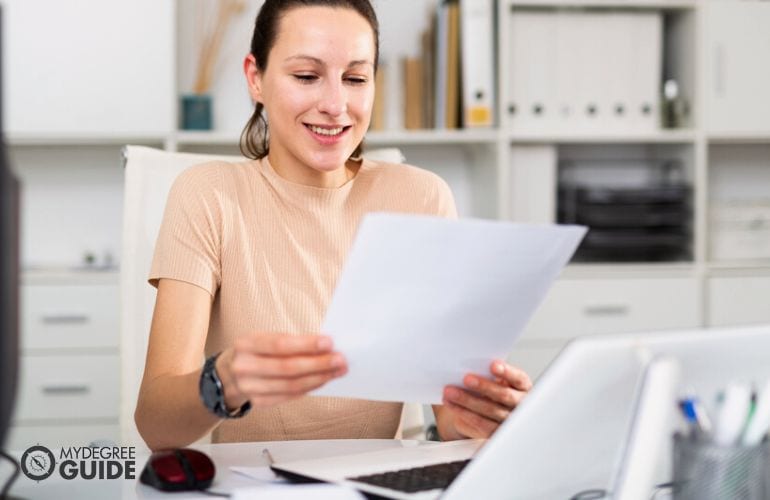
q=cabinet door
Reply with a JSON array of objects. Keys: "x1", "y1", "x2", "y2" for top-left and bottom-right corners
[
  {"x1": 704, "y1": 2, "x2": 770, "y2": 135},
  {"x1": 708, "y1": 276, "x2": 770, "y2": 326},
  {"x1": 5, "y1": 0, "x2": 175, "y2": 135}
]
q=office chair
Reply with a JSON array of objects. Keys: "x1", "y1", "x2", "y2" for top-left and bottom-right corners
[{"x1": 119, "y1": 145, "x2": 424, "y2": 448}]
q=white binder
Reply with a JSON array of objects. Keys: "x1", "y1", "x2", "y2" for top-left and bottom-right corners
[
  {"x1": 507, "y1": 10, "x2": 558, "y2": 132},
  {"x1": 628, "y1": 12, "x2": 663, "y2": 133},
  {"x1": 460, "y1": 0, "x2": 495, "y2": 128}
]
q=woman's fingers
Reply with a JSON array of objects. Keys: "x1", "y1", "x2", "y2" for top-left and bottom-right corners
[
  {"x1": 236, "y1": 332, "x2": 334, "y2": 356},
  {"x1": 490, "y1": 360, "x2": 532, "y2": 392},
  {"x1": 238, "y1": 365, "x2": 348, "y2": 397},
  {"x1": 231, "y1": 350, "x2": 346, "y2": 379},
  {"x1": 461, "y1": 374, "x2": 527, "y2": 409},
  {"x1": 443, "y1": 386, "x2": 510, "y2": 423},
  {"x1": 442, "y1": 399, "x2": 499, "y2": 439}
]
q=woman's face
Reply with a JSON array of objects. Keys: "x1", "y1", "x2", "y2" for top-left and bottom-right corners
[{"x1": 246, "y1": 6, "x2": 376, "y2": 187}]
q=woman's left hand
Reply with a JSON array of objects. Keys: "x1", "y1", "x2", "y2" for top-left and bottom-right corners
[{"x1": 435, "y1": 360, "x2": 532, "y2": 440}]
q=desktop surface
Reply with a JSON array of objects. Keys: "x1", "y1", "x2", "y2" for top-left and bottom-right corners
[{"x1": 7, "y1": 439, "x2": 430, "y2": 500}]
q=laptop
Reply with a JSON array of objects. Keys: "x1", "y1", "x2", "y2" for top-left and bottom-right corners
[{"x1": 271, "y1": 324, "x2": 770, "y2": 499}]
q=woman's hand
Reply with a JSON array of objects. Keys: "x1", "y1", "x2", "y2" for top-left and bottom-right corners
[
  {"x1": 216, "y1": 333, "x2": 348, "y2": 410},
  {"x1": 436, "y1": 360, "x2": 532, "y2": 440}
]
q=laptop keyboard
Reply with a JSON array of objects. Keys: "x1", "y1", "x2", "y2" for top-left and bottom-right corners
[{"x1": 347, "y1": 459, "x2": 471, "y2": 493}]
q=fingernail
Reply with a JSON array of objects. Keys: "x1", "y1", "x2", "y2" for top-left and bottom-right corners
[
  {"x1": 493, "y1": 363, "x2": 505, "y2": 375},
  {"x1": 331, "y1": 354, "x2": 344, "y2": 367},
  {"x1": 465, "y1": 376, "x2": 479, "y2": 388},
  {"x1": 317, "y1": 337, "x2": 332, "y2": 351},
  {"x1": 445, "y1": 387, "x2": 459, "y2": 399}
]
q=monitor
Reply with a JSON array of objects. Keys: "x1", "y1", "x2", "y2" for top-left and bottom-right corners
[{"x1": 0, "y1": 5, "x2": 20, "y2": 449}]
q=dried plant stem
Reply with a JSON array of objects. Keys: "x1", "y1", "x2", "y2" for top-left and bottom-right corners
[{"x1": 193, "y1": 0, "x2": 246, "y2": 94}]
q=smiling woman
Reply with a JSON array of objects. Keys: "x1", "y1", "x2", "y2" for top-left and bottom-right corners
[{"x1": 133, "y1": 0, "x2": 531, "y2": 452}]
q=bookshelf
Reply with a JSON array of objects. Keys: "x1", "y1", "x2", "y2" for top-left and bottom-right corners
[{"x1": 6, "y1": 0, "x2": 770, "y2": 401}]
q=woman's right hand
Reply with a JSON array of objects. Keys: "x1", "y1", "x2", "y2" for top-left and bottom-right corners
[{"x1": 216, "y1": 333, "x2": 347, "y2": 410}]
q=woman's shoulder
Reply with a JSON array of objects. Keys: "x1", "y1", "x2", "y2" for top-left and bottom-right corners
[
  {"x1": 172, "y1": 159, "x2": 259, "y2": 191},
  {"x1": 362, "y1": 157, "x2": 449, "y2": 189}
]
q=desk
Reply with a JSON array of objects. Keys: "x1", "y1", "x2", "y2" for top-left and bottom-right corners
[{"x1": 8, "y1": 439, "x2": 422, "y2": 499}]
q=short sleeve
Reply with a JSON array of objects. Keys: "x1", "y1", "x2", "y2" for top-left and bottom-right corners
[
  {"x1": 148, "y1": 164, "x2": 223, "y2": 296},
  {"x1": 430, "y1": 176, "x2": 458, "y2": 220}
]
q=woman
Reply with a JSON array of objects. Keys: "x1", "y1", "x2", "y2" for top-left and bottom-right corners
[{"x1": 135, "y1": 0, "x2": 532, "y2": 451}]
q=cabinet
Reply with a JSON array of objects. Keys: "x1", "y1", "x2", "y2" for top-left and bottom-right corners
[
  {"x1": 6, "y1": 0, "x2": 770, "y2": 439},
  {"x1": 7, "y1": 272, "x2": 120, "y2": 451}
]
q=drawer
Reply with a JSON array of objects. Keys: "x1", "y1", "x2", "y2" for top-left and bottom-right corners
[
  {"x1": 521, "y1": 277, "x2": 700, "y2": 340},
  {"x1": 14, "y1": 354, "x2": 119, "y2": 421},
  {"x1": 7, "y1": 422, "x2": 120, "y2": 451},
  {"x1": 22, "y1": 284, "x2": 119, "y2": 350},
  {"x1": 708, "y1": 276, "x2": 770, "y2": 327}
]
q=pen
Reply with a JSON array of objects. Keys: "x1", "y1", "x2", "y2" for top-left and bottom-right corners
[
  {"x1": 262, "y1": 448, "x2": 275, "y2": 466},
  {"x1": 742, "y1": 380, "x2": 770, "y2": 446},
  {"x1": 714, "y1": 383, "x2": 752, "y2": 446}
]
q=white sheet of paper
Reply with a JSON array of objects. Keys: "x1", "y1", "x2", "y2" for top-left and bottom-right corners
[
  {"x1": 231, "y1": 484, "x2": 364, "y2": 499},
  {"x1": 313, "y1": 213, "x2": 586, "y2": 403}
]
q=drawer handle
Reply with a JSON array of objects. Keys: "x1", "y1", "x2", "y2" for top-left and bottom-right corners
[
  {"x1": 41, "y1": 384, "x2": 91, "y2": 395},
  {"x1": 41, "y1": 315, "x2": 90, "y2": 325},
  {"x1": 583, "y1": 305, "x2": 629, "y2": 317}
]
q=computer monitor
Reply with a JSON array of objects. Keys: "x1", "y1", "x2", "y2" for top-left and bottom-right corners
[
  {"x1": 446, "y1": 324, "x2": 770, "y2": 499},
  {"x1": 0, "y1": 5, "x2": 20, "y2": 449}
]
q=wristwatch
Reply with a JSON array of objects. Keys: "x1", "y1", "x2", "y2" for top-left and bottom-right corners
[{"x1": 199, "y1": 352, "x2": 251, "y2": 419}]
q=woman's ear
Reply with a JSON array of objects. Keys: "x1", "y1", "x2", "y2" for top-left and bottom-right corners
[{"x1": 243, "y1": 54, "x2": 263, "y2": 103}]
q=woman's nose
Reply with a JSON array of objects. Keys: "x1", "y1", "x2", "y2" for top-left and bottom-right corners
[{"x1": 317, "y1": 81, "x2": 347, "y2": 116}]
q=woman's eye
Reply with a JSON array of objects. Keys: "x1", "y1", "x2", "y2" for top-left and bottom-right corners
[
  {"x1": 294, "y1": 74, "x2": 317, "y2": 83},
  {"x1": 346, "y1": 77, "x2": 368, "y2": 85}
]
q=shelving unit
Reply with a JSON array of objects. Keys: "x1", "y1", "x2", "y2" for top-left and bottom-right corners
[{"x1": 5, "y1": 0, "x2": 770, "y2": 446}]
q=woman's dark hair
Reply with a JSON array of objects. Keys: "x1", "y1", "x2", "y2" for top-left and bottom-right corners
[{"x1": 240, "y1": 0, "x2": 379, "y2": 160}]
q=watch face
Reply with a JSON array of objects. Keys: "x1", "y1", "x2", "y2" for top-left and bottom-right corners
[
  {"x1": 201, "y1": 372, "x2": 222, "y2": 410},
  {"x1": 21, "y1": 445, "x2": 56, "y2": 481}
]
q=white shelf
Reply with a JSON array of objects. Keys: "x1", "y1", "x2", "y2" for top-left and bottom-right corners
[
  {"x1": 507, "y1": 0, "x2": 696, "y2": 9},
  {"x1": 173, "y1": 130, "x2": 242, "y2": 146},
  {"x1": 707, "y1": 133, "x2": 770, "y2": 145},
  {"x1": 8, "y1": 132, "x2": 167, "y2": 147},
  {"x1": 508, "y1": 129, "x2": 696, "y2": 144},
  {"x1": 562, "y1": 262, "x2": 696, "y2": 279},
  {"x1": 21, "y1": 268, "x2": 120, "y2": 286},
  {"x1": 366, "y1": 129, "x2": 499, "y2": 146}
]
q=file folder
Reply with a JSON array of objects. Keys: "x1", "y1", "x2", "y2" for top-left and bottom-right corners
[{"x1": 460, "y1": 0, "x2": 495, "y2": 128}]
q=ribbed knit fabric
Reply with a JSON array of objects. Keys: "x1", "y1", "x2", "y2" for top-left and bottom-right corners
[{"x1": 148, "y1": 156, "x2": 457, "y2": 443}]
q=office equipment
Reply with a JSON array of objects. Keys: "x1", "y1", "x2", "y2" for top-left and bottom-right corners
[
  {"x1": 139, "y1": 448, "x2": 215, "y2": 492},
  {"x1": 278, "y1": 324, "x2": 770, "y2": 499},
  {"x1": 742, "y1": 380, "x2": 770, "y2": 446},
  {"x1": 672, "y1": 433, "x2": 767, "y2": 500},
  {"x1": 0, "y1": 5, "x2": 20, "y2": 450},
  {"x1": 313, "y1": 214, "x2": 586, "y2": 403},
  {"x1": 459, "y1": 0, "x2": 495, "y2": 128},
  {"x1": 713, "y1": 383, "x2": 752, "y2": 446},
  {"x1": 558, "y1": 159, "x2": 692, "y2": 262}
]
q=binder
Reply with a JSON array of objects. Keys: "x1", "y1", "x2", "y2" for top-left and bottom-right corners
[
  {"x1": 507, "y1": 10, "x2": 558, "y2": 132},
  {"x1": 434, "y1": 2, "x2": 449, "y2": 129},
  {"x1": 370, "y1": 62, "x2": 387, "y2": 131},
  {"x1": 445, "y1": 0, "x2": 461, "y2": 129},
  {"x1": 403, "y1": 57, "x2": 424, "y2": 129},
  {"x1": 459, "y1": 0, "x2": 495, "y2": 128},
  {"x1": 628, "y1": 12, "x2": 662, "y2": 132}
]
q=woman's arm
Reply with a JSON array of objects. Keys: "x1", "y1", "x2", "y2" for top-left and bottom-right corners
[
  {"x1": 135, "y1": 278, "x2": 349, "y2": 451},
  {"x1": 134, "y1": 278, "x2": 221, "y2": 450}
]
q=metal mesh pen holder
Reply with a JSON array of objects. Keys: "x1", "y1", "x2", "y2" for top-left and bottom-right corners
[{"x1": 672, "y1": 432, "x2": 769, "y2": 500}]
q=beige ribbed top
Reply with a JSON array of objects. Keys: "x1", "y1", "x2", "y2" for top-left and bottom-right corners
[{"x1": 149, "y1": 156, "x2": 457, "y2": 443}]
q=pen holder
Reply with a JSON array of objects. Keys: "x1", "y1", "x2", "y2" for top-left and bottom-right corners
[{"x1": 672, "y1": 433, "x2": 768, "y2": 500}]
